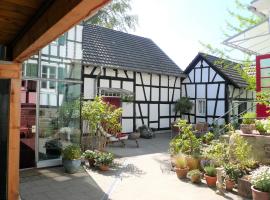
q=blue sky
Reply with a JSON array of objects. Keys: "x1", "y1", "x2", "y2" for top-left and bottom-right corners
[{"x1": 130, "y1": 0, "x2": 251, "y2": 70}]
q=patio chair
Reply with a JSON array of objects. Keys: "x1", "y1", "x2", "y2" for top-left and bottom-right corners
[{"x1": 99, "y1": 126, "x2": 129, "y2": 147}]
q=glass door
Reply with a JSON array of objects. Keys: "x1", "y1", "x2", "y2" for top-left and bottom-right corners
[{"x1": 20, "y1": 80, "x2": 37, "y2": 169}]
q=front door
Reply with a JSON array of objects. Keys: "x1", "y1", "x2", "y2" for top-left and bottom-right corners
[{"x1": 0, "y1": 79, "x2": 10, "y2": 199}]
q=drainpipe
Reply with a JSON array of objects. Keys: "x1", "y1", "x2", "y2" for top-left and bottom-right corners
[{"x1": 94, "y1": 66, "x2": 103, "y2": 97}]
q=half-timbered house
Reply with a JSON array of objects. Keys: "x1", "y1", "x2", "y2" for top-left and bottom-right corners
[
  {"x1": 182, "y1": 53, "x2": 255, "y2": 125},
  {"x1": 82, "y1": 25, "x2": 185, "y2": 133}
]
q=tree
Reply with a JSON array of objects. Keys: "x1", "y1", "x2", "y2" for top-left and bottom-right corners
[
  {"x1": 87, "y1": 0, "x2": 138, "y2": 32},
  {"x1": 201, "y1": 0, "x2": 264, "y2": 90}
]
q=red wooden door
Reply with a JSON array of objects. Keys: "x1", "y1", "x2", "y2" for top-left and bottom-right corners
[
  {"x1": 102, "y1": 96, "x2": 121, "y2": 108},
  {"x1": 256, "y1": 54, "x2": 270, "y2": 118}
]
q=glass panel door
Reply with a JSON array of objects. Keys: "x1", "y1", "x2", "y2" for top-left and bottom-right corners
[{"x1": 38, "y1": 81, "x2": 81, "y2": 162}]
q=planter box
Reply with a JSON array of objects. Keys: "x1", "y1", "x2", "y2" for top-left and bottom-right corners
[
  {"x1": 240, "y1": 124, "x2": 255, "y2": 134},
  {"x1": 238, "y1": 176, "x2": 252, "y2": 199}
]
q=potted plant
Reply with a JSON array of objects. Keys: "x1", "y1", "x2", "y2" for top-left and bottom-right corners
[
  {"x1": 202, "y1": 132, "x2": 215, "y2": 144},
  {"x1": 83, "y1": 150, "x2": 97, "y2": 167},
  {"x1": 169, "y1": 120, "x2": 202, "y2": 170},
  {"x1": 255, "y1": 119, "x2": 270, "y2": 135},
  {"x1": 251, "y1": 166, "x2": 270, "y2": 200},
  {"x1": 62, "y1": 145, "x2": 82, "y2": 174},
  {"x1": 172, "y1": 98, "x2": 193, "y2": 133},
  {"x1": 224, "y1": 164, "x2": 243, "y2": 191},
  {"x1": 95, "y1": 152, "x2": 114, "y2": 171},
  {"x1": 174, "y1": 154, "x2": 189, "y2": 179},
  {"x1": 240, "y1": 112, "x2": 256, "y2": 134},
  {"x1": 187, "y1": 169, "x2": 201, "y2": 184},
  {"x1": 204, "y1": 166, "x2": 217, "y2": 187}
]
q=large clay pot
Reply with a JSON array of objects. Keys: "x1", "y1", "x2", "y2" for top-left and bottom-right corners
[
  {"x1": 99, "y1": 165, "x2": 109, "y2": 171},
  {"x1": 204, "y1": 174, "x2": 217, "y2": 187},
  {"x1": 175, "y1": 167, "x2": 189, "y2": 179},
  {"x1": 186, "y1": 156, "x2": 199, "y2": 170},
  {"x1": 251, "y1": 186, "x2": 270, "y2": 200},
  {"x1": 62, "y1": 159, "x2": 81, "y2": 174},
  {"x1": 225, "y1": 179, "x2": 235, "y2": 191}
]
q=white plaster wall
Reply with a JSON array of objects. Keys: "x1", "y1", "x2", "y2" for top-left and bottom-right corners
[
  {"x1": 207, "y1": 100, "x2": 215, "y2": 115},
  {"x1": 122, "y1": 103, "x2": 133, "y2": 117},
  {"x1": 123, "y1": 81, "x2": 133, "y2": 92},
  {"x1": 152, "y1": 74, "x2": 159, "y2": 86},
  {"x1": 197, "y1": 84, "x2": 206, "y2": 98},
  {"x1": 214, "y1": 74, "x2": 224, "y2": 82},
  {"x1": 122, "y1": 119, "x2": 133, "y2": 133},
  {"x1": 209, "y1": 68, "x2": 216, "y2": 81},
  {"x1": 195, "y1": 68, "x2": 201, "y2": 82},
  {"x1": 112, "y1": 80, "x2": 121, "y2": 88},
  {"x1": 186, "y1": 84, "x2": 195, "y2": 98},
  {"x1": 202, "y1": 68, "x2": 208, "y2": 82},
  {"x1": 207, "y1": 84, "x2": 218, "y2": 98},
  {"x1": 218, "y1": 84, "x2": 225, "y2": 98},
  {"x1": 141, "y1": 72, "x2": 151, "y2": 85},
  {"x1": 161, "y1": 88, "x2": 168, "y2": 101},
  {"x1": 216, "y1": 100, "x2": 225, "y2": 116},
  {"x1": 174, "y1": 89, "x2": 181, "y2": 101},
  {"x1": 136, "y1": 86, "x2": 145, "y2": 101},
  {"x1": 160, "y1": 118, "x2": 170, "y2": 128},
  {"x1": 160, "y1": 104, "x2": 170, "y2": 116},
  {"x1": 100, "y1": 79, "x2": 109, "y2": 88},
  {"x1": 161, "y1": 75, "x2": 168, "y2": 86},
  {"x1": 151, "y1": 88, "x2": 159, "y2": 101},
  {"x1": 84, "y1": 78, "x2": 95, "y2": 99},
  {"x1": 150, "y1": 104, "x2": 158, "y2": 121},
  {"x1": 189, "y1": 69, "x2": 194, "y2": 82}
]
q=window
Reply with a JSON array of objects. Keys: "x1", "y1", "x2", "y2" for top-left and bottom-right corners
[
  {"x1": 41, "y1": 66, "x2": 56, "y2": 89},
  {"x1": 197, "y1": 99, "x2": 206, "y2": 115}
]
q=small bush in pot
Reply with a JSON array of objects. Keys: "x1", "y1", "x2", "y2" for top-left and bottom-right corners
[
  {"x1": 187, "y1": 169, "x2": 201, "y2": 184},
  {"x1": 240, "y1": 112, "x2": 256, "y2": 134},
  {"x1": 202, "y1": 132, "x2": 215, "y2": 144},
  {"x1": 174, "y1": 154, "x2": 189, "y2": 179},
  {"x1": 224, "y1": 164, "x2": 243, "y2": 191},
  {"x1": 62, "y1": 145, "x2": 82, "y2": 173},
  {"x1": 204, "y1": 166, "x2": 217, "y2": 187},
  {"x1": 83, "y1": 150, "x2": 97, "y2": 167},
  {"x1": 95, "y1": 152, "x2": 114, "y2": 171},
  {"x1": 251, "y1": 166, "x2": 270, "y2": 200}
]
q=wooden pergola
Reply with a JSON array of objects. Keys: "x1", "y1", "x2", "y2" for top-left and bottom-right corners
[{"x1": 0, "y1": 0, "x2": 110, "y2": 199}]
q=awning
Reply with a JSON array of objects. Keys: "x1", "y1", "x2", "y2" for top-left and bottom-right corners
[
  {"x1": 250, "y1": 0, "x2": 270, "y2": 17},
  {"x1": 223, "y1": 19, "x2": 270, "y2": 55},
  {"x1": 98, "y1": 87, "x2": 134, "y2": 97}
]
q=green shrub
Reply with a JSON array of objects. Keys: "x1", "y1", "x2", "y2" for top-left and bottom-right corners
[
  {"x1": 224, "y1": 164, "x2": 244, "y2": 182},
  {"x1": 202, "y1": 132, "x2": 215, "y2": 144},
  {"x1": 203, "y1": 141, "x2": 229, "y2": 166},
  {"x1": 169, "y1": 119, "x2": 201, "y2": 156},
  {"x1": 242, "y1": 112, "x2": 256, "y2": 124},
  {"x1": 95, "y1": 152, "x2": 114, "y2": 166},
  {"x1": 83, "y1": 150, "x2": 97, "y2": 160},
  {"x1": 62, "y1": 145, "x2": 81, "y2": 160},
  {"x1": 187, "y1": 169, "x2": 201, "y2": 178},
  {"x1": 174, "y1": 97, "x2": 193, "y2": 115},
  {"x1": 175, "y1": 154, "x2": 187, "y2": 169},
  {"x1": 251, "y1": 166, "x2": 270, "y2": 192},
  {"x1": 204, "y1": 166, "x2": 217, "y2": 177}
]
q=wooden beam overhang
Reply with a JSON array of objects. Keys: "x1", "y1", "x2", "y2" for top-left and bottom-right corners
[{"x1": 9, "y1": 0, "x2": 110, "y2": 62}]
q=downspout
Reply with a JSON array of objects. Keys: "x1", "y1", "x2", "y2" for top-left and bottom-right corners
[{"x1": 94, "y1": 66, "x2": 103, "y2": 97}]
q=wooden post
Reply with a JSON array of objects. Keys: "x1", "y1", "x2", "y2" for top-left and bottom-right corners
[{"x1": 0, "y1": 63, "x2": 21, "y2": 200}]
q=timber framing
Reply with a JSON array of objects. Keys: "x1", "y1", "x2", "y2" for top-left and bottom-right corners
[{"x1": 0, "y1": 0, "x2": 110, "y2": 62}]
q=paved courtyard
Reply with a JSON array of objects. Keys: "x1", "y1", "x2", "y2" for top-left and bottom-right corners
[{"x1": 20, "y1": 132, "x2": 247, "y2": 200}]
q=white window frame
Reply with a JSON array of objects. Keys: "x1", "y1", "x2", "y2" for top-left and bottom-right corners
[{"x1": 197, "y1": 99, "x2": 206, "y2": 116}]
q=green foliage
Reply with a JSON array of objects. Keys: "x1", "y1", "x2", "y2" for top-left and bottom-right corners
[
  {"x1": 175, "y1": 154, "x2": 187, "y2": 169},
  {"x1": 202, "y1": 132, "x2": 215, "y2": 144},
  {"x1": 169, "y1": 119, "x2": 201, "y2": 156},
  {"x1": 255, "y1": 119, "x2": 270, "y2": 135},
  {"x1": 83, "y1": 150, "x2": 97, "y2": 160},
  {"x1": 242, "y1": 112, "x2": 256, "y2": 124},
  {"x1": 224, "y1": 164, "x2": 244, "y2": 182},
  {"x1": 95, "y1": 152, "x2": 114, "y2": 166},
  {"x1": 82, "y1": 97, "x2": 123, "y2": 135},
  {"x1": 251, "y1": 166, "x2": 270, "y2": 192},
  {"x1": 87, "y1": 0, "x2": 138, "y2": 32},
  {"x1": 58, "y1": 99, "x2": 80, "y2": 127},
  {"x1": 62, "y1": 145, "x2": 81, "y2": 160},
  {"x1": 257, "y1": 91, "x2": 270, "y2": 111},
  {"x1": 203, "y1": 141, "x2": 229, "y2": 166},
  {"x1": 174, "y1": 97, "x2": 193, "y2": 115},
  {"x1": 204, "y1": 166, "x2": 217, "y2": 177},
  {"x1": 187, "y1": 169, "x2": 201, "y2": 177}
]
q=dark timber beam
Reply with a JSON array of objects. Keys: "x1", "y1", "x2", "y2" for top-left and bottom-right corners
[{"x1": 12, "y1": 0, "x2": 110, "y2": 62}]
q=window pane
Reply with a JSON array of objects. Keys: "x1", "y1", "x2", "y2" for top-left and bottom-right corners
[
  {"x1": 24, "y1": 63, "x2": 38, "y2": 77},
  {"x1": 41, "y1": 81, "x2": 47, "y2": 89}
]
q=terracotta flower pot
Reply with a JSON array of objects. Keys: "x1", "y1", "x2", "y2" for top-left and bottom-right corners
[
  {"x1": 175, "y1": 167, "x2": 189, "y2": 179},
  {"x1": 186, "y1": 156, "x2": 199, "y2": 170},
  {"x1": 251, "y1": 186, "x2": 270, "y2": 200},
  {"x1": 99, "y1": 165, "x2": 109, "y2": 171},
  {"x1": 88, "y1": 158, "x2": 95, "y2": 167},
  {"x1": 204, "y1": 174, "x2": 217, "y2": 187},
  {"x1": 238, "y1": 176, "x2": 252, "y2": 199},
  {"x1": 225, "y1": 179, "x2": 235, "y2": 191},
  {"x1": 190, "y1": 174, "x2": 201, "y2": 183}
]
